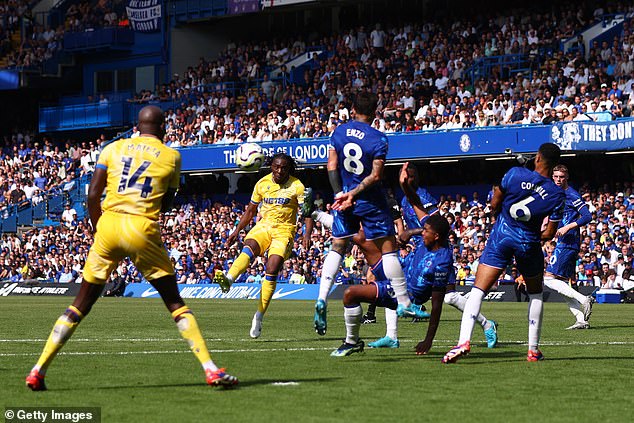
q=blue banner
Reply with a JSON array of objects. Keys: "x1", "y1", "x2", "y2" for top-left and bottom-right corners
[
  {"x1": 550, "y1": 119, "x2": 634, "y2": 150},
  {"x1": 227, "y1": 0, "x2": 261, "y2": 15},
  {"x1": 126, "y1": 0, "x2": 162, "y2": 33},
  {"x1": 178, "y1": 119, "x2": 634, "y2": 172},
  {"x1": 124, "y1": 282, "x2": 332, "y2": 300},
  {"x1": 0, "y1": 70, "x2": 19, "y2": 90}
]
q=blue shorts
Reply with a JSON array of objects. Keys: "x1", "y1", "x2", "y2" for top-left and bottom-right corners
[
  {"x1": 371, "y1": 281, "x2": 432, "y2": 310},
  {"x1": 546, "y1": 245, "x2": 579, "y2": 279},
  {"x1": 332, "y1": 200, "x2": 395, "y2": 241},
  {"x1": 480, "y1": 228, "x2": 544, "y2": 277}
]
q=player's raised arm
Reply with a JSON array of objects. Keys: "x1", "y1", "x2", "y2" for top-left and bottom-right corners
[{"x1": 399, "y1": 162, "x2": 427, "y2": 220}]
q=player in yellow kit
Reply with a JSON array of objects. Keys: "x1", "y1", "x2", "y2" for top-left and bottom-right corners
[
  {"x1": 214, "y1": 153, "x2": 313, "y2": 338},
  {"x1": 26, "y1": 106, "x2": 238, "y2": 391}
]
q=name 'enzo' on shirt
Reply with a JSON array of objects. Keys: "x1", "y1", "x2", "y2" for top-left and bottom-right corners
[{"x1": 345, "y1": 128, "x2": 365, "y2": 139}]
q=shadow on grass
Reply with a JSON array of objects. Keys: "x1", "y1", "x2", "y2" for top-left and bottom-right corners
[{"x1": 53, "y1": 377, "x2": 342, "y2": 391}]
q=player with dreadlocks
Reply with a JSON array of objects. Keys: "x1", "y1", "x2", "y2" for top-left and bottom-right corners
[{"x1": 215, "y1": 153, "x2": 314, "y2": 338}]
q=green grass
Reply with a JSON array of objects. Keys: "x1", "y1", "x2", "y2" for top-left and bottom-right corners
[{"x1": 1, "y1": 298, "x2": 632, "y2": 423}]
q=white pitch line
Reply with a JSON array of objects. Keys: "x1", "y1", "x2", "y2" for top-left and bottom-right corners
[{"x1": 0, "y1": 341, "x2": 632, "y2": 358}]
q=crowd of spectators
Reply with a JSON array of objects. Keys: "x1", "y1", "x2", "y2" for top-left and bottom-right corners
[
  {"x1": 2, "y1": 180, "x2": 632, "y2": 294},
  {"x1": 0, "y1": 133, "x2": 101, "y2": 212},
  {"x1": 116, "y1": 4, "x2": 634, "y2": 148}
]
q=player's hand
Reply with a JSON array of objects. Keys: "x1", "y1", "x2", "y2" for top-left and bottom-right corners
[
  {"x1": 397, "y1": 232, "x2": 410, "y2": 248},
  {"x1": 225, "y1": 231, "x2": 238, "y2": 248},
  {"x1": 555, "y1": 224, "x2": 570, "y2": 238},
  {"x1": 415, "y1": 339, "x2": 433, "y2": 355},
  {"x1": 398, "y1": 162, "x2": 409, "y2": 186},
  {"x1": 332, "y1": 192, "x2": 354, "y2": 211}
]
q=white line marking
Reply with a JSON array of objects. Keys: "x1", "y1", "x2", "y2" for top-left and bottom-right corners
[
  {"x1": 0, "y1": 340, "x2": 632, "y2": 358},
  {"x1": 270, "y1": 382, "x2": 300, "y2": 386}
]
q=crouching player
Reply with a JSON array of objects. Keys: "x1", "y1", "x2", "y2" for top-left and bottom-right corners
[{"x1": 331, "y1": 213, "x2": 453, "y2": 356}]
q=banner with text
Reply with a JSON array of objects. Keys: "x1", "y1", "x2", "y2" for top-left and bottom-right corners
[
  {"x1": 126, "y1": 0, "x2": 162, "y2": 33},
  {"x1": 124, "y1": 282, "x2": 343, "y2": 300},
  {"x1": 179, "y1": 119, "x2": 634, "y2": 172},
  {"x1": 0, "y1": 282, "x2": 82, "y2": 296}
]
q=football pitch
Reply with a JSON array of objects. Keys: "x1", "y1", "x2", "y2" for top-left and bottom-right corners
[{"x1": 1, "y1": 297, "x2": 632, "y2": 423}]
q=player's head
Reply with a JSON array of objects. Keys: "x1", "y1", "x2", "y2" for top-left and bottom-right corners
[
  {"x1": 535, "y1": 142, "x2": 561, "y2": 169},
  {"x1": 552, "y1": 164, "x2": 569, "y2": 189},
  {"x1": 423, "y1": 214, "x2": 450, "y2": 248},
  {"x1": 352, "y1": 92, "x2": 378, "y2": 122},
  {"x1": 137, "y1": 106, "x2": 166, "y2": 140},
  {"x1": 270, "y1": 152, "x2": 296, "y2": 184}
]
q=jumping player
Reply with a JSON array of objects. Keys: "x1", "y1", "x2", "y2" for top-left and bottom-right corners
[
  {"x1": 26, "y1": 106, "x2": 238, "y2": 390},
  {"x1": 314, "y1": 92, "x2": 423, "y2": 341},
  {"x1": 443, "y1": 143, "x2": 565, "y2": 363},
  {"x1": 544, "y1": 164, "x2": 594, "y2": 329},
  {"x1": 215, "y1": 153, "x2": 313, "y2": 338}
]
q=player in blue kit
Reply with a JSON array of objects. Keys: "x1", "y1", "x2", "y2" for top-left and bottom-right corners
[
  {"x1": 314, "y1": 92, "x2": 421, "y2": 339},
  {"x1": 398, "y1": 164, "x2": 499, "y2": 349},
  {"x1": 443, "y1": 143, "x2": 565, "y2": 363},
  {"x1": 544, "y1": 165, "x2": 594, "y2": 329},
  {"x1": 331, "y1": 213, "x2": 453, "y2": 356}
]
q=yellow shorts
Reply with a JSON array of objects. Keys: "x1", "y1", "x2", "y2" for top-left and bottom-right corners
[
  {"x1": 83, "y1": 211, "x2": 174, "y2": 284},
  {"x1": 245, "y1": 223, "x2": 295, "y2": 260}
]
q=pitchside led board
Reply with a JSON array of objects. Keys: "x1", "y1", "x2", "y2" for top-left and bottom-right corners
[{"x1": 177, "y1": 118, "x2": 634, "y2": 172}]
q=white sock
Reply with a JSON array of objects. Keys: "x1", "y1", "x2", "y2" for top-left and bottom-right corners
[
  {"x1": 527, "y1": 292, "x2": 543, "y2": 351},
  {"x1": 344, "y1": 305, "x2": 362, "y2": 344},
  {"x1": 318, "y1": 250, "x2": 342, "y2": 302},
  {"x1": 254, "y1": 310, "x2": 263, "y2": 321},
  {"x1": 445, "y1": 291, "x2": 490, "y2": 330},
  {"x1": 567, "y1": 299, "x2": 585, "y2": 323},
  {"x1": 382, "y1": 252, "x2": 410, "y2": 307},
  {"x1": 385, "y1": 308, "x2": 398, "y2": 340},
  {"x1": 312, "y1": 210, "x2": 333, "y2": 228},
  {"x1": 202, "y1": 360, "x2": 219, "y2": 372},
  {"x1": 544, "y1": 276, "x2": 586, "y2": 304},
  {"x1": 458, "y1": 287, "x2": 485, "y2": 345}
]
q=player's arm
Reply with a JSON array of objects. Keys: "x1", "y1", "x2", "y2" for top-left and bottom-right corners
[
  {"x1": 87, "y1": 166, "x2": 106, "y2": 231},
  {"x1": 555, "y1": 200, "x2": 592, "y2": 238},
  {"x1": 333, "y1": 158, "x2": 384, "y2": 211},
  {"x1": 398, "y1": 162, "x2": 427, "y2": 220},
  {"x1": 327, "y1": 147, "x2": 343, "y2": 194},
  {"x1": 397, "y1": 227, "x2": 424, "y2": 248},
  {"x1": 161, "y1": 152, "x2": 181, "y2": 213},
  {"x1": 543, "y1": 197, "x2": 565, "y2": 240},
  {"x1": 490, "y1": 185, "x2": 504, "y2": 215},
  {"x1": 416, "y1": 287, "x2": 445, "y2": 355},
  {"x1": 226, "y1": 201, "x2": 258, "y2": 247}
]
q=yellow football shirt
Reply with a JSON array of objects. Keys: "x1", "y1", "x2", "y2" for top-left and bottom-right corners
[
  {"x1": 96, "y1": 136, "x2": 180, "y2": 220},
  {"x1": 250, "y1": 173, "x2": 305, "y2": 228}
]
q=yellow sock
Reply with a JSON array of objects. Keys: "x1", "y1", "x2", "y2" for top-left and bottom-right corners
[
  {"x1": 34, "y1": 306, "x2": 83, "y2": 375},
  {"x1": 257, "y1": 274, "x2": 277, "y2": 314},
  {"x1": 172, "y1": 306, "x2": 217, "y2": 371},
  {"x1": 228, "y1": 250, "x2": 253, "y2": 281}
]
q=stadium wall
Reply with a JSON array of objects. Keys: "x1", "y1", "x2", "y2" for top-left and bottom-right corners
[{"x1": 177, "y1": 119, "x2": 634, "y2": 172}]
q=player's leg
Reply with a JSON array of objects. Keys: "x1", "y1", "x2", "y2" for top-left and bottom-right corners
[
  {"x1": 315, "y1": 236, "x2": 348, "y2": 335},
  {"x1": 443, "y1": 263, "x2": 503, "y2": 363},
  {"x1": 215, "y1": 227, "x2": 265, "y2": 291},
  {"x1": 544, "y1": 248, "x2": 593, "y2": 325},
  {"x1": 523, "y1": 273, "x2": 545, "y2": 361},
  {"x1": 354, "y1": 229, "x2": 382, "y2": 324},
  {"x1": 26, "y1": 215, "x2": 121, "y2": 391},
  {"x1": 135, "y1": 219, "x2": 237, "y2": 386},
  {"x1": 331, "y1": 284, "x2": 377, "y2": 356},
  {"x1": 444, "y1": 284, "x2": 497, "y2": 348},
  {"x1": 372, "y1": 235, "x2": 412, "y2": 312},
  {"x1": 251, "y1": 235, "x2": 287, "y2": 338}
]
